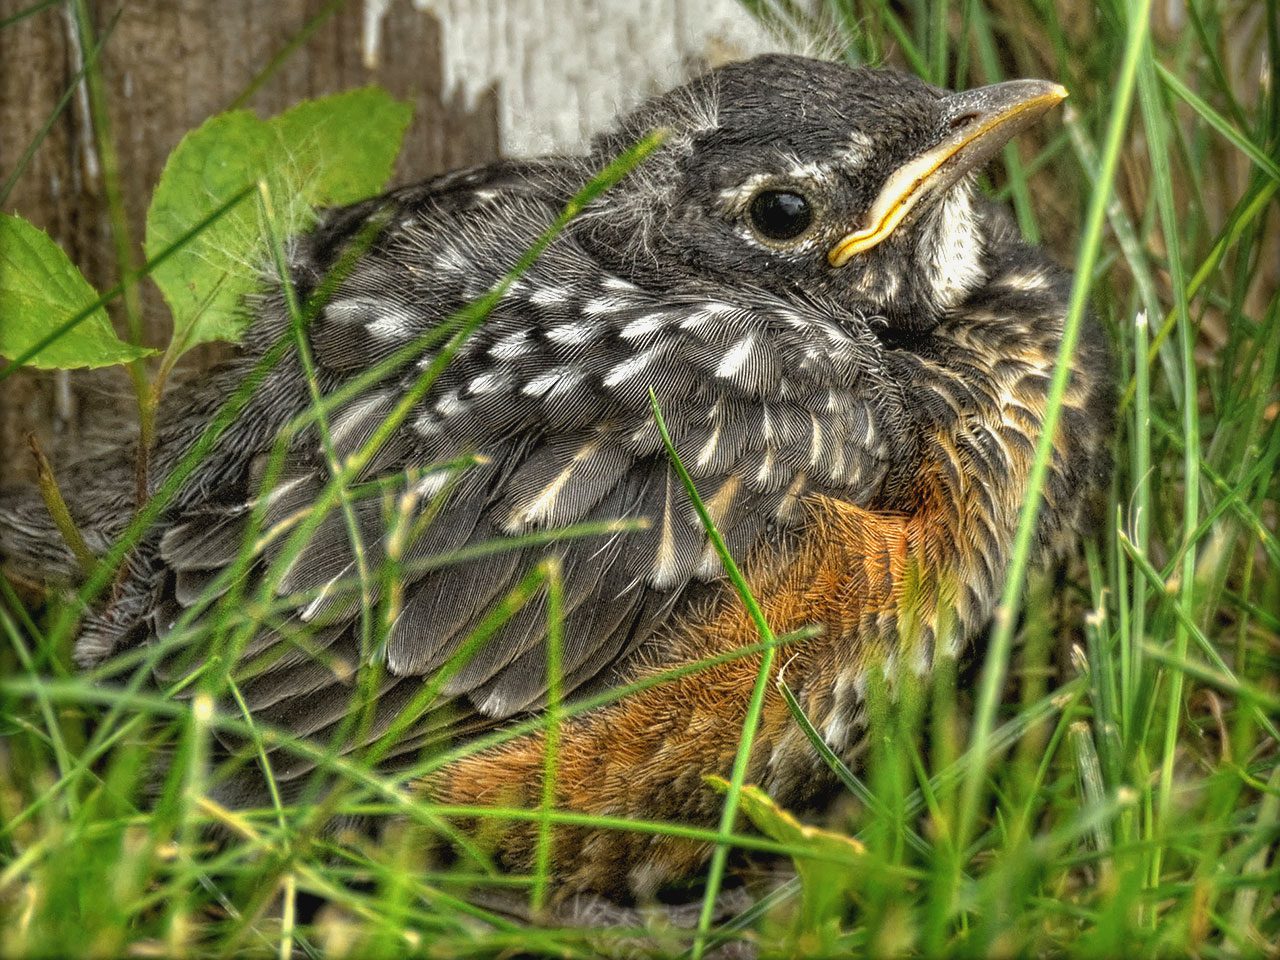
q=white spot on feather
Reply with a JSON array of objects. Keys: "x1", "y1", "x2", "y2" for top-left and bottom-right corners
[
  {"x1": 508, "y1": 441, "x2": 599, "y2": 529},
  {"x1": 650, "y1": 490, "x2": 681, "y2": 589},
  {"x1": 523, "y1": 365, "x2": 584, "y2": 398},
  {"x1": 300, "y1": 563, "x2": 355, "y2": 622},
  {"x1": 529, "y1": 285, "x2": 569, "y2": 307},
  {"x1": 262, "y1": 473, "x2": 308, "y2": 506},
  {"x1": 842, "y1": 130, "x2": 874, "y2": 166},
  {"x1": 1002, "y1": 270, "x2": 1048, "y2": 293},
  {"x1": 468, "y1": 371, "x2": 508, "y2": 395},
  {"x1": 696, "y1": 544, "x2": 723, "y2": 579},
  {"x1": 434, "y1": 390, "x2": 468, "y2": 418},
  {"x1": 366, "y1": 313, "x2": 414, "y2": 339},
  {"x1": 603, "y1": 345, "x2": 662, "y2": 388},
  {"x1": 755, "y1": 448, "x2": 776, "y2": 487},
  {"x1": 678, "y1": 301, "x2": 735, "y2": 332},
  {"x1": 823, "y1": 714, "x2": 847, "y2": 748},
  {"x1": 808, "y1": 412, "x2": 824, "y2": 468},
  {"x1": 490, "y1": 328, "x2": 533, "y2": 360},
  {"x1": 583, "y1": 295, "x2": 628, "y2": 316},
  {"x1": 413, "y1": 413, "x2": 444, "y2": 437},
  {"x1": 786, "y1": 160, "x2": 827, "y2": 181},
  {"x1": 546, "y1": 321, "x2": 596, "y2": 345},
  {"x1": 329, "y1": 392, "x2": 388, "y2": 447},
  {"x1": 414, "y1": 470, "x2": 452, "y2": 500},
  {"x1": 434, "y1": 247, "x2": 467, "y2": 273},
  {"x1": 715, "y1": 335, "x2": 756, "y2": 379},
  {"x1": 619, "y1": 313, "x2": 666, "y2": 340},
  {"x1": 694, "y1": 419, "x2": 723, "y2": 470}
]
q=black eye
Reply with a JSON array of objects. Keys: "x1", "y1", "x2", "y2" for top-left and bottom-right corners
[{"x1": 748, "y1": 190, "x2": 813, "y2": 241}]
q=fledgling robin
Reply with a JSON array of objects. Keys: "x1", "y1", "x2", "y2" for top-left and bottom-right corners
[{"x1": 1, "y1": 54, "x2": 1112, "y2": 900}]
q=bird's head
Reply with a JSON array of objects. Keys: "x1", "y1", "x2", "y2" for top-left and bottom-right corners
[{"x1": 583, "y1": 54, "x2": 1066, "y2": 334}]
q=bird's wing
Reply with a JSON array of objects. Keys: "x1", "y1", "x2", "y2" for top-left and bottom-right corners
[{"x1": 130, "y1": 164, "x2": 916, "y2": 790}]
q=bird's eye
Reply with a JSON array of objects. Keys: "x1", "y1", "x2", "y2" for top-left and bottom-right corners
[{"x1": 748, "y1": 190, "x2": 813, "y2": 241}]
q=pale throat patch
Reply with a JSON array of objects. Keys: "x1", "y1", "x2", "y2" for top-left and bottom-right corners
[{"x1": 924, "y1": 185, "x2": 986, "y2": 309}]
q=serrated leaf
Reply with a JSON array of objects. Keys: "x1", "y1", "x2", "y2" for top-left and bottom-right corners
[
  {"x1": 272, "y1": 88, "x2": 413, "y2": 207},
  {"x1": 144, "y1": 111, "x2": 279, "y2": 349},
  {"x1": 705, "y1": 775, "x2": 863, "y2": 948},
  {"x1": 0, "y1": 214, "x2": 154, "y2": 369},
  {"x1": 145, "y1": 87, "x2": 412, "y2": 353}
]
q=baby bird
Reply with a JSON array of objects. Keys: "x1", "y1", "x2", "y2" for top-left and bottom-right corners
[{"x1": 0, "y1": 54, "x2": 1112, "y2": 899}]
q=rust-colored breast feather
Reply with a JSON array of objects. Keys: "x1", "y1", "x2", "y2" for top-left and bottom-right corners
[{"x1": 431, "y1": 472, "x2": 962, "y2": 896}]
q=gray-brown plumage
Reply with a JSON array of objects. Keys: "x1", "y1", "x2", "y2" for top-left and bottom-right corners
[{"x1": 0, "y1": 55, "x2": 1113, "y2": 898}]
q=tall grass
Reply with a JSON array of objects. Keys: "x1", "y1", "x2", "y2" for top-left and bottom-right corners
[{"x1": 2, "y1": 0, "x2": 1278, "y2": 956}]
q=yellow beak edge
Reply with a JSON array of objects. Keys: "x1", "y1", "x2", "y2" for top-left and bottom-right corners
[{"x1": 829, "y1": 80, "x2": 1068, "y2": 267}]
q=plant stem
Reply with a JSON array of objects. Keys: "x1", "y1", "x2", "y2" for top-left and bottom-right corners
[{"x1": 26, "y1": 433, "x2": 96, "y2": 577}]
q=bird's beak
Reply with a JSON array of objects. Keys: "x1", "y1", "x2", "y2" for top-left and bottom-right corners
[{"x1": 828, "y1": 79, "x2": 1068, "y2": 267}]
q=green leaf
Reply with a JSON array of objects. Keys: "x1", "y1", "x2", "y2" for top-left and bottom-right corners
[
  {"x1": 704, "y1": 775, "x2": 863, "y2": 951},
  {"x1": 0, "y1": 214, "x2": 153, "y2": 369},
  {"x1": 145, "y1": 87, "x2": 412, "y2": 353},
  {"x1": 271, "y1": 90, "x2": 413, "y2": 207},
  {"x1": 144, "y1": 111, "x2": 278, "y2": 350}
]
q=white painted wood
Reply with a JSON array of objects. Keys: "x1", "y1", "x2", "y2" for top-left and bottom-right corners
[{"x1": 363, "y1": 0, "x2": 787, "y2": 154}]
